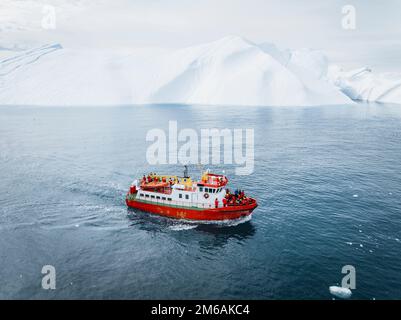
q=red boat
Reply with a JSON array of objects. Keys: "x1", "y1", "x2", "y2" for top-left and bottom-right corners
[{"x1": 126, "y1": 169, "x2": 257, "y2": 221}]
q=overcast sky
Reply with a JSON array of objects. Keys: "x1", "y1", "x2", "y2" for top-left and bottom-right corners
[{"x1": 2, "y1": 0, "x2": 401, "y2": 71}]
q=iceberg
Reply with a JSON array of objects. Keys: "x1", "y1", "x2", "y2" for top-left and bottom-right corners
[
  {"x1": 1, "y1": 0, "x2": 400, "y2": 107},
  {"x1": 329, "y1": 286, "x2": 352, "y2": 299},
  {"x1": 0, "y1": 36, "x2": 355, "y2": 107},
  {"x1": 4, "y1": 36, "x2": 401, "y2": 107},
  {"x1": 328, "y1": 65, "x2": 401, "y2": 105}
]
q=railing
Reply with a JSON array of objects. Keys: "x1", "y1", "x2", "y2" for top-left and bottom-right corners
[
  {"x1": 142, "y1": 197, "x2": 214, "y2": 209},
  {"x1": 129, "y1": 193, "x2": 254, "y2": 209}
]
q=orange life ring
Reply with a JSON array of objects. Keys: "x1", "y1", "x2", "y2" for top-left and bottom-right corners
[{"x1": 204, "y1": 193, "x2": 209, "y2": 199}]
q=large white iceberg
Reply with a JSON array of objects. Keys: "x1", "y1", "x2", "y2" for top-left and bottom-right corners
[
  {"x1": 1, "y1": 35, "x2": 400, "y2": 107},
  {"x1": 0, "y1": 36, "x2": 354, "y2": 107}
]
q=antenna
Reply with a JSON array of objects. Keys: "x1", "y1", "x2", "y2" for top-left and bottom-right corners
[{"x1": 196, "y1": 163, "x2": 204, "y2": 178}]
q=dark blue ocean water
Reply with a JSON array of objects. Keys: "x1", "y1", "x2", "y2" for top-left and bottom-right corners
[{"x1": 1, "y1": 103, "x2": 401, "y2": 299}]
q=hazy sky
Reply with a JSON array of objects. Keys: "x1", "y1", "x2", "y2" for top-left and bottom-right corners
[{"x1": 2, "y1": 0, "x2": 401, "y2": 71}]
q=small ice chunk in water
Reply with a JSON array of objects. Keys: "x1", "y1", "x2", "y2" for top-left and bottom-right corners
[
  {"x1": 353, "y1": 194, "x2": 358, "y2": 198},
  {"x1": 329, "y1": 286, "x2": 352, "y2": 299},
  {"x1": 360, "y1": 244, "x2": 364, "y2": 248}
]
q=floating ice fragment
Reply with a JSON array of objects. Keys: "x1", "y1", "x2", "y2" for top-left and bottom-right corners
[
  {"x1": 329, "y1": 286, "x2": 352, "y2": 299},
  {"x1": 353, "y1": 194, "x2": 358, "y2": 198}
]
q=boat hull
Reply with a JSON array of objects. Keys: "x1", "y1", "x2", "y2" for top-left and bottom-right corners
[{"x1": 126, "y1": 198, "x2": 257, "y2": 221}]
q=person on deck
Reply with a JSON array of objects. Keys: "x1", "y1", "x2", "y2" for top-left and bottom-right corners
[
  {"x1": 222, "y1": 197, "x2": 227, "y2": 207},
  {"x1": 214, "y1": 198, "x2": 219, "y2": 208}
]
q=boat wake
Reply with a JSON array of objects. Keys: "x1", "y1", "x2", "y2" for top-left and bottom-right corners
[
  {"x1": 165, "y1": 214, "x2": 253, "y2": 231},
  {"x1": 168, "y1": 224, "x2": 199, "y2": 231}
]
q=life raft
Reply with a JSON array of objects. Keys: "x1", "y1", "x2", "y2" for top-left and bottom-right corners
[{"x1": 141, "y1": 181, "x2": 169, "y2": 190}]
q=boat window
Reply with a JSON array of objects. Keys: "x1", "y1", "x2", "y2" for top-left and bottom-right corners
[
  {"x1": 162, "y1": 197, "x2": 166, "y2": 200},
  {"x1": 205, "y1": 188, "x2": 209, "y2": 193},
  {"x1": 156, "y1": 196, "x2": 160, "y2": 199},
  {"x1": 179, "y1": 194, "x2": 182, "y2": 199},
  {"x1": 151, "y1": 195, "x2": 155, "y2": 199},
  {"x1": 199, "y1": 187, "x2": 203, "y2": 192},
  {"x1": 185, "y1": 194, "x2": 189, "y2": 200},
  {"x1": 211, "y1": 188, "x2": 215, "y2": 193},
  {"x1": 167, "y1": 198, "x2": 172, "y2": 201},
  {"x1": 145, "y1": 194, "x2": 149, "y2": 198},
  {"x1": 140, "y1": 193, "x2": 144, "y2": 197}
]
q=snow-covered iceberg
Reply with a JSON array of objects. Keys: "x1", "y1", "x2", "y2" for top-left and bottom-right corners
[
  {"x1": 328, "y1": 65, "x2": 401, "y2": 105},
  {"x1": 2, "y1": 35, "x2": 400, "y2": 107},
  {"x1": 0, "y1": 36, "x2": 354, "y2": 107}
]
